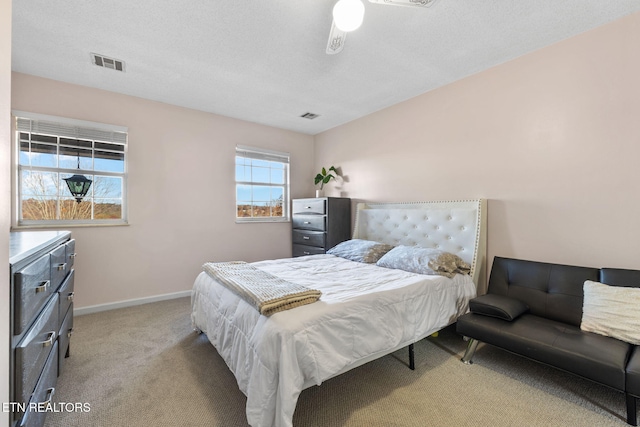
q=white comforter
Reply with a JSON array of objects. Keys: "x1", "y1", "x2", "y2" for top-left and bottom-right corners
[{"x1": 191, "y1": 254, "x2": 476, "y2": 427}]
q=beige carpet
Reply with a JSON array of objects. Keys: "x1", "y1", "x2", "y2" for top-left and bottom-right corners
[{"x1": 43, "y1": 297, "x2": 631, "y2": 427}]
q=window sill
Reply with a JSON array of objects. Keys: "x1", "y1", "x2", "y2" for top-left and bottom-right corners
[
  {"x1": 12, "y1": 221, "x2": 130, "y2": 230},
  {"x1": 235, "y1": 219, "x2": 291, "y2": 224}
]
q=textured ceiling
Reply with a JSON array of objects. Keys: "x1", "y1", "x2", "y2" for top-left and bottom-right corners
[{"x1": 11, "y1": 1, "x2": 640, "y2": 135}]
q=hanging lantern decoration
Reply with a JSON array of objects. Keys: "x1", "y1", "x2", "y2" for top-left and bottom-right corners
[
  {"x1": 63, "y1": 174, "x2": 92, "y2": 203},
  {"x1": 63, "y1": 149, "x2": 92, "y2": 203}
]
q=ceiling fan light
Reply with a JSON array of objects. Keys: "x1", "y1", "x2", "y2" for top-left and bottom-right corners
[{"x1": 333, "y1": 0, "x2": 365, "y2": 32}]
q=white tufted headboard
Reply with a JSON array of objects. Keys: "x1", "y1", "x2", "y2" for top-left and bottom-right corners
[{"x1": 353, "y1": 199, "x2": 488, "y2": 293}]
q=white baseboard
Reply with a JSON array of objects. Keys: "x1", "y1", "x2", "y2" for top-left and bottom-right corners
[{"x1": 74, "y1": 290, "x2": 191, "y2": 316}]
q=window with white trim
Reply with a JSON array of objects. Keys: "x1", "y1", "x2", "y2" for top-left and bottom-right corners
[
  {"x1": 14, "y1": 112, "x2": 128, "y2": 226},
  {"x1": 235, "y1": 145, "x2": 290, "y2": 222}
]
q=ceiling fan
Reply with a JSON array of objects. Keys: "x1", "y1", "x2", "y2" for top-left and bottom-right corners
[{"x1": 326, "y1": 0, "x2": 438, "y2": 54}]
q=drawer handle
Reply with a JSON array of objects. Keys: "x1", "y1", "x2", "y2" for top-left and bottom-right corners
[
  {"x1": 67, "y1": 292, "x2": 75, "y2": 301},
  {"x1": 303, "y1": 221, "x2": 311, "y2": 224},
  {"x1": 305, "y1": 206, "x2": 312, "y2": 209},
  {"x1": 35, "y1": 280, "x2": 50, "y2": 294},
  {"x1": 302, "y1": 236, "x2": 310, "y2": 240},
  {"x1": 69, "y1": 253, "x2": 77, "y2": 260},
  {"x1": 42, "y1": 331, "x2": 56, "y2": 347},
  {"x1": 56, "y1": 262, "x2": 67, "y2": 271},
  {"x1": 67, "y1": 328, "x2": 74, "y2": 338},
  {"x1": 303, "y1": 251, "x2": 310, "y2": 255},
  {"x1": 42, "y1": 387, "x2": 55, "y2": 405}
]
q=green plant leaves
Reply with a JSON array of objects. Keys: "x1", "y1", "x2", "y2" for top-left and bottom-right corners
[{"x1": 315, "y1": 166, "x2": 339, "y2": 190}]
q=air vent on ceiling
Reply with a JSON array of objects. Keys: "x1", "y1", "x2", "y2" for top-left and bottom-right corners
[
  {"x1": 91, "y1": 53, "x2": 125, "y2": 72},
  {"x1": 300, "y1": 112, "x2": 320, "y2": 120}
]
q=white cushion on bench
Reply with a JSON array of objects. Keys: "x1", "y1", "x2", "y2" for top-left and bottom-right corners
[{"x1": 581, "y1": 280, "x2": 640, "y2": 345}]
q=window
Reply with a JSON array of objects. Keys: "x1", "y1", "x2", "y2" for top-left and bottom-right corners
[
  {"x1": 14, "y1": 111, "x2": 128, "y2": 226},
  {"x1": 235, "y1": 145, "x2": 290, "y2": 222}
]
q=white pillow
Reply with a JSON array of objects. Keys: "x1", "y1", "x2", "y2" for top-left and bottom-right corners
[
  {"x1": 376, "y1": 245, "x2": 470, "y2": 278},
  {"x1": 326, "y1": 239, "x2": 394, "y2": 263},
  {"x1": 581, "y1": 280, "x2": 640, "y2": 345}
]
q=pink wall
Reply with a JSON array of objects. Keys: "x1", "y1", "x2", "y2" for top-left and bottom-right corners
[
  {"x1": 11, "y1": 74, "x2": 315, "y2": 309},
  {"x1": 315, "y1": 12, "x2": 640, "y2": 274},
  {"x1": 1, "y1": 0, "x2": 11, "y2": 423},
  {"x1": 9, "y1": 11, "x2": 640, "y2": 314}
]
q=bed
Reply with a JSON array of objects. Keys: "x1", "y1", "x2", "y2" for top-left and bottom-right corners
[{"x1": 191, "y1": 199, "x2": 487, "y2": 427}]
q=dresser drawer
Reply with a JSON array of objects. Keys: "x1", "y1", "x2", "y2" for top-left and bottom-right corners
[
  {"x1": 50, "y1": 244, "x2": 68, "y2": 290},
  {"x1": 293, "y1": 199, "x2": 326, "y2": 215},
  {"x1": 58, "y1": 306, "x2": 73, "y2": 376},
  {"x1": 57, "y1": 270, "x2": 74, "y2": 327},
  {"x1": 15, "y1": 294, "x2": 59, "y2": 405},
  {"x1": 292, "y1": 230, "x2": 325, "y2": 247},
  {"x1": 292, "y1": 215, "x2": 326, "y2": 231},
  {"x1": 19, "y1": 341, "x2": 58, "y2": 427},
  {"x1": 292, "y1": 244, "x2": 326, "y2": 257},
  {"x1": 14, "y1": 253, "x2": 53, "y2": 335}
]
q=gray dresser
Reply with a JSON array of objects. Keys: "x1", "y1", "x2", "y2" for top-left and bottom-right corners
[
  {"x1": 9, "y1": 231, "x2": 75, "y2": 427},
  {"x1": 292, "y1": 197, "x2": 351, "y2": 257}
]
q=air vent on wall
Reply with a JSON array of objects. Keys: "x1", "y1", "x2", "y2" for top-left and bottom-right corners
[
  {"x1": 300, "y1": 112, "x2": 320, "y2": 120},
  {"x1": 91, "y1": 53, "x2": 125, "y2": 72}
]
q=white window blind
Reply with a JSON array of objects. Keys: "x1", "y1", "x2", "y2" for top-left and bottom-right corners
[{"x1": 15, "y1": 116, "x2": 128, "y2": 144}]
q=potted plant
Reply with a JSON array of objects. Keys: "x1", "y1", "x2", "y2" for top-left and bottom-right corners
[{"x1": 314, "y1": 166, "x2": 338, "y2": 197}]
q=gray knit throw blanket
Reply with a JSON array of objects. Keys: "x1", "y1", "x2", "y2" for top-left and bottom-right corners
[{"x1": 203, "y1": 261, "x2": 322, "y2": 316}]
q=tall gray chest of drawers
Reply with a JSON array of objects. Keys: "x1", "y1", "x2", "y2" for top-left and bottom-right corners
[
  {"x1": 9, "y1": 231, "x2": 75, "y2": 427},
  {"x1": 292, "y1": 197, "x2": 351, "y2": 257}
]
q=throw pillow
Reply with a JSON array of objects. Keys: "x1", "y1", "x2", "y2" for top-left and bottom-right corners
[
  {"x1": 581, "y1": 280, "x2": 640, "y2": 345},
  {"x1": 469, "y1": 294, "x2": 529, "y2": 321}
]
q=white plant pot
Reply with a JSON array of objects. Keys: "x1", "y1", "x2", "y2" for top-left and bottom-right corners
[{"x1": 315, "y1": 189, "x2": 324, "y2": 198}]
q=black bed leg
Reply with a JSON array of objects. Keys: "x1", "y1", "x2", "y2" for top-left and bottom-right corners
[
  {"x1": 627, "y1": 393, "x2": 638, "y2": 426},
  {"x1": 408, "y1": 344, "x2": 415, "y2": 370}
]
